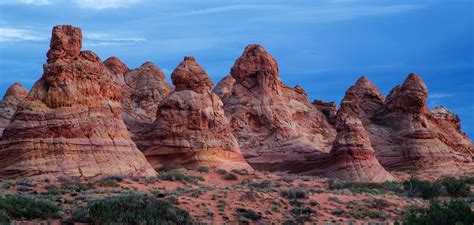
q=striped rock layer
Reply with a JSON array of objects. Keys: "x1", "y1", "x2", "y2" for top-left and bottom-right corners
[{"x1": 0, "y1": 25, "x2": 156, "y2": 179}]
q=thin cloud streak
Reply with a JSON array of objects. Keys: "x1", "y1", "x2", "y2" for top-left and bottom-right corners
[
  {"x1": 73, "y1": 0, "x2": 141, "y2": 10},
  {"x1": 0, "y1": 28, "x2": 46, "y2": 42},
  {"x1": 429, "y1": 93, "x2": 456, "y2": 99}
]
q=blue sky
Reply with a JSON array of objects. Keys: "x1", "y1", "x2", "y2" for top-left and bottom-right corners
[{"x1": 0, "y1": 0, "x2": 473, "y2": 137}]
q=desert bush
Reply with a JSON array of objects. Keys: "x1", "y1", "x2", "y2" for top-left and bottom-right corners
[
  {"x1": 63, "y1": 181, "x2": 90, "y2": 192},
  {"x1": 329, "y1": 181, "x2": 404, "y2": 195},
  {"x1": 403, "y1": 200, "x2": 474, "y2": 225},
  {"x1": 236, "y1": 208, "x2": 262, "y2": 221},
  {"x1": 0, "y1": 194, "x2": 61, "y2": 221},
  {"x1": 291, "y1": 207, "x2": 315, "y2": 223},
  {"x1": 440, "y1": 177, "x2": 470, "y2": 198},
  {"x1": 280, "y1": 188, "x2": 308, "y2": 199},
  {"x1": 349, "y1": 205, "x2": 382, "y2": 219},
  {"x1": 73, "y1": 194, "x2": 194, "y2": 224},
  {"x1": 216, "y1": 169, "x2": 227, "y2": 174},
  {"x1": 41, "y1": 185, "x2": 61, "y2": 196},
  {"x1": 403, "y1": 178, "x2": 441, "y2": 199},
  {"x1": 15, "y1": 178, "x2": 36, "y2": 187},
  {"x1": 158, "y1": 164, "x2": 182, "y2": 172},
  {"x1": 158, "y1": 173, "x2": 205, "y2": 184},
  {"x1": 197, "y1": 166, "x2": 209, "y2": 173},
  {"x1": 248, "y1": 180, "x2": 272, "y2": 191},
  {"x1": 224, "y1": 173, "x2": 238, "y2": 180},
  {"x1": 1, "y1": 180, "x2": 13, "y2": 189}
]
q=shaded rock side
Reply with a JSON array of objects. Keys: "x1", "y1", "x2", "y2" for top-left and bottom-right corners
[
  {"x1": 142, "y1": 56, "x2": 252, "y2": 171},
  {"x1": 0, "y1": 83, "x2": 28, "y2": 138},
  {"x1": 0, "y1": 25, "x2": 157, "y2": 179},
  {"x1": 220, "y1": 44, "x2": 336, "y2": 169}
]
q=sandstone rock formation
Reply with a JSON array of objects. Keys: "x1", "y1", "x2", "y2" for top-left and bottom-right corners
[
  {"x1": 311, "y1": 112, "x2": 395, "y2": 182},
  {"x1": 312, "y1": 99, "x2": 338, "y2": 124},
  {"x1": 212, "y1": 75, "x2": 235, "y2": 102},
  {"x1": 219, "y1": 44, "x2": 336, "y2": 169},
  {"x1": 344, "y1": 74, "x2": 473, "y2": 172},
  {"x1": 104, "y1": 56, "x2": 129, "y2": 86},
  {"x1": 142, "y1": 56, "x2": 252, "y2": 171},
  {"x1": 0, "y1": 25, "x2": 156, "y2": 179},
  {"x1": 0, "y1": 83, "x2": 28, "y2": 138}
]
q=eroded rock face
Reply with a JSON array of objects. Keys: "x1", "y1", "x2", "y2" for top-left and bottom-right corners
[
  {"x1": 142, "y1": 56, "x2": 252, "y2": 171},
  {"x1": 212, "y1": 75, "x2": 235, "y2": 102},
  {"x1": 0, "y1": 83, "x2": 28, "y2": 138},
  {"x1": 0, "y1": 25, "x2": 156, "y2": 179},
  {"x1": 310, "y1": 112, "x2": 395, "y2": 182},
  {"x1": 220, "y1": 44, "x2": 336, "y2": 169},
  {"x1": 121, "y1": 62, "x2": 173, "y2": 137},
  {"x1": 312, "y1": 99, "x2": 338, "y2": 124},
  {"x1": 104, "y1": 56, "x2": 129, "y2": 86},
  {"x1": 344, "y1": 74, "x2": 473, "y2": 172}
]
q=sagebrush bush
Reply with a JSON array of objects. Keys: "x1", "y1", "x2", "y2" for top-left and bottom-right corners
[
  {"x1": 224, "y1": 173, "x2": 238, "y2": 180},
  {"x1": 158, "y1": 173, "x2": 205, "y2": 184},
  {"x1": 403, "y1": 200, "x2": 474, "y2": 225},
  {"x1": 158, "y1": 164, "x2": 182, "y2": 172},
  {"x1": 73, "y1": 194, "x2": 194, "y2": 224},
  {"x1": 0, "y1": 194, "x2": 61, "y2": 221},
  {"x1": 280, "y1": 188, "x2": 308, "y2": 199},
  {"x1": 441, "y1": 177, "x2": 470, "y2": 198},
  {"x1": 236, "y1": 208, "x2": 262, "y2": 221}
]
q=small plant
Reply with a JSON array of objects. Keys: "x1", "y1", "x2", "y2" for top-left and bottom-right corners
[
  {"x1": 158, "y1": 173, "x2": 205, "y2": 184},
  {"x1": 15, "y1": 178, "x2": 36, "y2": 187},
  {"x1": 309, "y1": 200, "x2": 319, "y2": 207},
  {"x1": 350, "y1": 205, "x2": 381, "y2": 219},
  {"x1": 197, "y1": 166, "x2": 210, "y2": 173},
  {"x1": 217, "y1": 200, "x2": 227, "y2": 212},
  {"x1": 217, "y1": 169, "x2": 228, "y2": 174},
  {"x1": 158, "y1": 164, "x2": 182, "y2": 172},
  {"x1": 2, "y1": 180, "x2": 13, "y2": 189},
  {"x1": 291, "y1": 207, "x2": 315, "y2": 223},
  {"x1": 441, "y1": 177, "x2": 470, "y2": 198},
  {"x1": 0, "y1": 194, "x2": 61, "y2": 221},
  {"x1": 403, "y1": 200, "x2": 474, "y2": 225},
  {"x1": 236, "y1": 208, "x2": 262, "y2": 221},
  {"x1": 280, "y1": 188, "x2": 308, "y2": 199},
  {"x1": 63, "y1": 181, "x2": 89, "y2": 192},
  {"x1": 224, "y1": 173, "x2": 238, "y2": 180},
  {"x1": 41, "y1": 185, "x2": 61, "y2": 196},
  {"x1": 403, "y1": 178, "x2": 441, "y2": 199},
  {"x1": 73, "y1": 194, "x2": 195, "y2": 224},
  {"x1": 249, "y1": 180, "x2": 272, "y2": 190}
]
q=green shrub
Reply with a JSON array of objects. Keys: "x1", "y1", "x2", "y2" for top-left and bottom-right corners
[
  {"x1": 63, "y1": 181, "x2": 89, "y2": 192},
  {"x1": 291, "y1": 207, "x2": 315, "y2": 223},
  {"x1": 41, "y1": 186, "x2": 61, "y2": 196},
  {"x1": 403, "y1": 179, "x2": 441, "y2": 199},
  {"x1": 73, "y1": 194, "x2": 194, "y2": 224},
  {"x1": 15, "y1": 178, "x2": 36, "y2": 187},
  {"x1": 158, "y1": 164, "x2": 182, "y2": 172},
  {"x1": 197, "y1": 166, "x2": 209, "y2": 173},
  {"x1": 441, "y1": 177, "x2": 470, "y2": 198},
  {"x1": 329, "y1": 181, "x2": 404, "y2": 195},
  {"x1": 1, "y1": 180, "x2": 13, "y2": 189},
  {"x1": 280, "y1": 188, "x2": 308, "y2": 199},
  {"x1": 403, "y1": 200, "x2": 474, "y2": 225},
  {"x1": 350, "y1": 205, "x2": 381, "y2": 219},
  {"x1": 216, "y1": 169, "x2": 228, "y2": 174},
  {"x1": 248, "y1": 180, "x2": 272, "y2": 190},
  {"x1": 224, "y1": 173, "x2": 238, "y2": 180},
  {"x1": 0, "y1": 194, "x2": 61, "y2": 221},
  {"x1": 158, "y1": 173, "x2": 204, "y2": 184},
  {"x1": 236, "y1": 208, "x2": 262, "y2": 221}
]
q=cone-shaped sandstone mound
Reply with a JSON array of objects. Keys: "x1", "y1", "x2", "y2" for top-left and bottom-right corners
[
  {"x1": 142, "y1": 56, "x2": 252, "y2": 171},
  {"x1": 0, "y1": 25, "x2": 156, "y2": 179},
  {"x1": 344, "y1": 74, "x2": 473, "y2": 172},
  {"x1": 308, "y1": 94, "x2": 395, "y2": 182},
  {"x1": 0, "y1": 83, "x2": 28, "y2": 138},
  {"x1": 218, "y1": 44, "x2": 335, "y2": 169}
]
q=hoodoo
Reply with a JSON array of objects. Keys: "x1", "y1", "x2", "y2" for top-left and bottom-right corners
[
  {"x1": 142, "y1": 56, "x2": 252, "y2": 171},
  {"x1": 0, "y1": 25, "x2": 156, "y2": 179},
  {"x1": 218, "y1": 44, "x2": 336, "y2": 170},
  {"x1": 0, "y1": 83, "x2": 28, "y2": 138}
]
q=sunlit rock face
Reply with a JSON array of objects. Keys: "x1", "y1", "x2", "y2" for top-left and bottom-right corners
[
  {"x1": 142, "y1": 56, "x2": 252, "y2": 171},
  {"x1": 0, "y1": 25, "x2": 157, "y2": 179},
  {"x1": 218, "y1": 44, "x2": 336, "y2": 170}
]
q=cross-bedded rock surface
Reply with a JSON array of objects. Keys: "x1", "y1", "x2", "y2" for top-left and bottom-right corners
[
  {"x1": 218, "y1": 44, "x2": 336, "y2": 170},
  {"x1": 344, "y1": 75, "x2": 473, "y2": 173},
  {"x1": 0, "y1": 25, "x2": 156, "y2": 179},
  {"x1": 142, "y1": 56, "x2": 252, "y2": 171},
  {"x1": 0, "y1": 83, "x2": 28, "y2": 138}
]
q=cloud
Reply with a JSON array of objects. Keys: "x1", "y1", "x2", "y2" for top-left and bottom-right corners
[
  {"x1": 0, "y1": 28, "x2": 46, "y2": 42},
  {"x1": 73, "y1": 0, "x2": 141, "y2": 10},
  {"x1": 0, "y1": 0, "x2": 52, "y2": 6},
  {"x1": 429, "y1": 93, "x2": 456, "y2": 99},
  {"x1": 175, "y1": 4, "x2": 287, "y2": 16},
  {"x1": 83, "y1": 32, "x2": 146, "y2": 46}
]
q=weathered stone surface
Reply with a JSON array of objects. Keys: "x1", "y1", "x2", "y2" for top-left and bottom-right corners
[
  {"x1": 312, "y1": 99, "x2": 338, "y2": 124},
  {"x1": 309, "y1": 112, "x2": 395, "y2": 182},
  {"x1": 0, "y1": 25, "x2": 156, "y2": 179},
  {"x1": 121, "y1": 62, "x2": 173, "y2": 137},
  {"x1": 0, "y1": 83, "x2": 28, "y2": 138},
  {"x1": 104, "y1": 56, "x2": 129, "y2": 86},
  {"x1": 220, "y1": 44, "x2": 336, "y2": 169},
  {"x1": 142, "y1": 56, "x2": 252, "y2": 171},
  {"x1": 343, "y1": 74, "x2": 473, "y2": 173},
  {"x1": 212, "y1": 75, "x2": 235, "y2": 102}
]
